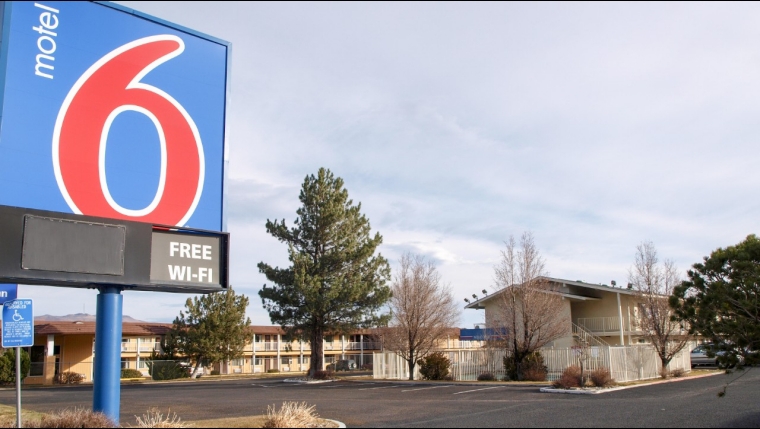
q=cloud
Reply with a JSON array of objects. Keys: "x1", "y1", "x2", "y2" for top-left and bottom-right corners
[{"x1": 99, "y1": 1, "x2": 760, "y2": 329}]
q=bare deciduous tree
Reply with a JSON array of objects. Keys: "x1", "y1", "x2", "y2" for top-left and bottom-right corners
[
  {"x1": 491, "y1": 232, "x2": 569, "y2": 380},
  {"x1": 629, "y1": 241, "x2": 691, "y2": 374},
  {"x1": 384, "y1": 253, "x2": 460, "y2": 380}
]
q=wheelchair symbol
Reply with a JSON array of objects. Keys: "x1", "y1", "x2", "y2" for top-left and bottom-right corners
[{"x1": 12, "y1": 310, "x2": 23, "y2": 322}]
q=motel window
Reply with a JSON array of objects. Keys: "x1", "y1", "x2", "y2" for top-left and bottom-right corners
[
  {"x1": 230, "y1": 359, "x2": 244, "y2": 366},
  {"x1": 254, "y1": 358, "x2": 262, "y2": 366}
]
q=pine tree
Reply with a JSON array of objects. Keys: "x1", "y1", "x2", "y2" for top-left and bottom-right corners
[
  {"x1": 258, "y1": 168, "x2": 391, "y2": 376},
  {"x1": 172, "y1": 289, "x2": 251, "y2": 378},
  {"x1": 671, "y1": 234, "x2": 760, "y2": 368}
]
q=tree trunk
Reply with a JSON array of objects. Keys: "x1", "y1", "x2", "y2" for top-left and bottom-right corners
[
  {"x1": 515, "y1": 354, "x2": 523, "y2": 381},
  {"x1": 191, "y1": 357, "x2": 204, "y2": 379},
  {"x1": 660, "y1": 354, "x2": 672, "y2": 377},
  {"x1": 407, "y1": 355, "x2": 416, "y2": 381},
  {"x1": 309, "y1": 329, "x2": 324, "y2": 377}
]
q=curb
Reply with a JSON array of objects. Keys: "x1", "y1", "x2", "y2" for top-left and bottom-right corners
[
  {"x1": 540, "y1": 371, "x2": 724, "y2": 395},
  {"x1": 0, "y1": 374, "x2": 296, "y2": 391},
  {"x1": 351, "y1": 379, "x2": 549, "y2": 388},
  {"x1": 283, "y1": 378, "x2": 334, "y2": 384},
  {"x1": 325, "y1": 419, "x2": 347, "y2": 428}
]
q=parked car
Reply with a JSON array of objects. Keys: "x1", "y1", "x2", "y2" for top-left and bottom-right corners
[
  {"x1": 691, "y1": 344, "x2": 749, "y2": 367},
  {"x1": 335, "y1": 359, "x2": 357, "y2": 371},
  {"x1": 690, "y1": 345, "x2": 717, "y2": 366}
]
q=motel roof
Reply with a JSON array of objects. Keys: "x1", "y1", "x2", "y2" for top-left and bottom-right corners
[{"x1": 464, "y1": 276, "x2": 641, "y2": 310}]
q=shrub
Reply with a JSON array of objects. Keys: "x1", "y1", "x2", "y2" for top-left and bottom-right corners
[
  {"x1": 522, "y1": 367, "x2": 548, "y2": 382},
  {"x1": 54, "y1": 371, "x2": 85, "y2": 385},
  {"x1": 418, "y1": 352, "x2": 451, "y2": 381},
  {"x1": 552, "y1": 366, "x2": 583, "y2": 389},
  {"x1": 38, "y1": 407, "x2": 116, "y2": 428},
  {"x1": 133, "y1": 408, "x2": 188, "y2": 428},
  {"x1": 670, "y1": 368, "x2": 686, "y2": 378},
  {"x1": 0, "y1": 349, "x2": 31, "y2": 384},
  {"x1": 361, "y1": 363, "x2": 373, "y2": 371},
  {"x1": 210, "y1": 370, "x2": 221, "y2": 376},
  {"x1": 121, "y1": 369, "x2": 144, "y2": 379},
  {"x1": 147, "y1": 361, "x2": 189, "y2": 381},
  {"x1": 266, "y1": 369, "x2": 280, "y2": 374},
  {"x1": 263, "y1": 402, "x2": 321, "y2": 429},
  {"x1": 311, "y1": 370, "x2": 333, "y2": 380},
  {"x1": 504, "y1": 351, "x2": 548, "y2": 381},
  {"x1": 477, "y1": 372, "x2": 496, "y2": 381},
  {"x1": 588, "y1": 368, "x2": 615, "y2": 388}
]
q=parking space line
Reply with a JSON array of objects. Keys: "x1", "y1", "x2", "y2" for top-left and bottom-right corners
[
  {"x1": 452, "y1": 386, "x2": 506, "y2": 395},
  {"x1": 359, "y1": 385, "x2": 403, "y2": 391},
  {"x1": 401, "y1": 385, "x2": 453, "y2": 392}
]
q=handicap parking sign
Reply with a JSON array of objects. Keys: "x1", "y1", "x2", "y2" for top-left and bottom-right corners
[{"x1": 2, "y1": 299, "x2": 33, "y2": 348}]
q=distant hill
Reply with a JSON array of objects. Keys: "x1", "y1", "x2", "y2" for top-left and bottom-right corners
[{"x1": 37, "y1": 313, "x2": 145, "y2": 323}]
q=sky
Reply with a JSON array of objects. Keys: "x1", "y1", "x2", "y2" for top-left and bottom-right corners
[{"x1": 22, "y1": 2, "x2": 760, "y2": 329}]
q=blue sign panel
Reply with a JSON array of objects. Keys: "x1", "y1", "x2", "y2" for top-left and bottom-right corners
[
  {"x1": 2, "y1": 299, "x2": 33, "y2": 348},
  {"x1": 0, "y1": 2, "x2": 229, "y2": 231},
  {"x1": 0, "y1": 284, "x2": 17, "y2": 305}
]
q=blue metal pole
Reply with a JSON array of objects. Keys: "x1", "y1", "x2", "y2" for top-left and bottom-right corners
[{"x1": 93, "y1": 286, "x2": 123, "y2": 425}]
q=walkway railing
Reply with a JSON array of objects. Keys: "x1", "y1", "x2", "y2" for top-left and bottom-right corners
[{"x1": 577, "y1": 317, "x2": 621, "y2": 333}]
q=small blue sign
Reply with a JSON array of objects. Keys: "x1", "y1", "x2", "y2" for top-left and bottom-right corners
[
  {"x1": 2, "y1": 299, "x2": 34, "y2": 348},
  {"x1": 0, "y1": 285, "x2": 18, "y2": 305}
]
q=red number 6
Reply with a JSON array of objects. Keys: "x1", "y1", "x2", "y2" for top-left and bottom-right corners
[{"x1": 53, "y1": 35, "x2": 204, "y2": 227}]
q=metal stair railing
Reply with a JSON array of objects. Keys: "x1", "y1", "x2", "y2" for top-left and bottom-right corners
[{"x1": 572, "y1": 322, "x2": 609, "y2": 348}]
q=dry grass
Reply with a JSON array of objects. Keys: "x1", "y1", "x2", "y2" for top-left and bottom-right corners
[
  {"x1": 262, "y1": 402, "x2": 323, "y2": 428},
  {"x1": 187, "y1": 416, "x2": 269, "y2": 428},
  {"x1": 0, "y1": 407, "x2": 114, "y2": 428},
  {"x1": 36, "y1": 407, "x2": 116, "y2": 428},
  {"x1": 132, "y1": 408, "x2": 187, "y2": 428},
  {"x1": 189, "y1": 416, "x2": 339, "y2": 429},
  {"x1": 0, "y1": 403, "x2": 46, "y2": 427},
  {"x1": 617, "y1": 369, "x2": 721, "y2": 387}
]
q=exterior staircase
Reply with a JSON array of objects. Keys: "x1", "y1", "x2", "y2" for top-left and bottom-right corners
[{"x1": 572, "y1": 322, "x2": 609, "y2": 348}]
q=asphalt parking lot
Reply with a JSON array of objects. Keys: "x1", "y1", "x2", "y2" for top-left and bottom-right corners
[{"x1": 0, "y1": 369, "x2": 758, "y2": 427}]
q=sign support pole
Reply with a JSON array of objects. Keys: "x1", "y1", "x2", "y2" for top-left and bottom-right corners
[
  {"x1": 15, "y1": 347, "x2": 21, "y2": 429},
  {"x1": 92, "y1": 286, "x2": 123, "y2": 425}
]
